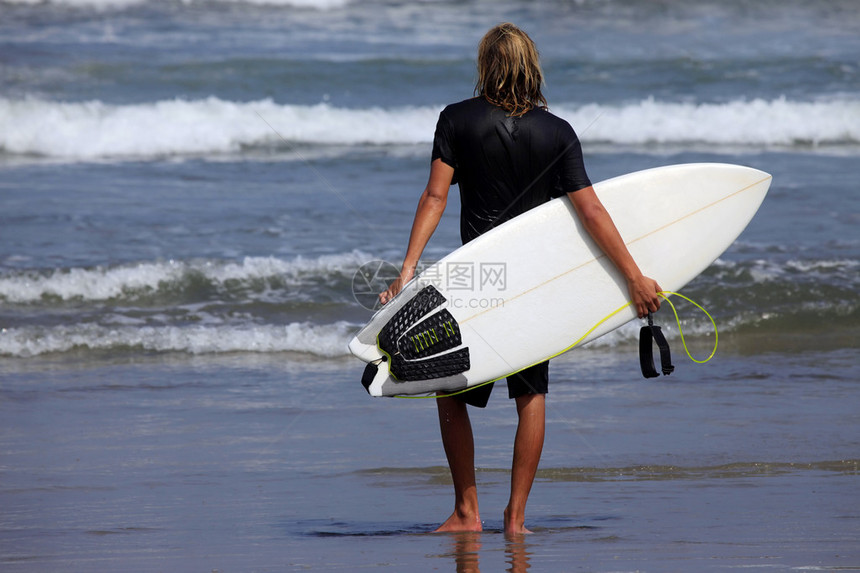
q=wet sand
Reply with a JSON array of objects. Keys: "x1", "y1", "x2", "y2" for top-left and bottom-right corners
[{"x1": 2, "y1": 349, "x2": 857, "y2": 571}]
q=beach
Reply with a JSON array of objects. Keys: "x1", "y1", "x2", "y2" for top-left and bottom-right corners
[{"x1": 2, "y1": 350, "x2": 858, "y2": 571}]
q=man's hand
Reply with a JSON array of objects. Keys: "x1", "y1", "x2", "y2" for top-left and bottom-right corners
[
  {"x1": 378, "y1": 267, "x2": 415, "y2": 306},
  {"x1": 628, "y1": 274, "x2": 662, "y2": 318}
]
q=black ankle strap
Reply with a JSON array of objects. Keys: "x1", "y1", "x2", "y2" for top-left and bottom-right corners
[{"x1": 640, "y1": 313, "x2": 674, "y2": 378}]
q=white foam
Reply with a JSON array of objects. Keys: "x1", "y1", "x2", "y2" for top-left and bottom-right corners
[
  {"x1": 0, "y1": 251, "x2": 372, "y2": 303},
  {"x1": 0, "y1": 316, "x2": 721, "y2": 358},
  {"x1": 0, "y1": 321, "x2": 356, "y2": 357},
  {"x1": 556, "y1": 97, "x2": 860, "y2": 148},
  {"x1": 1, "y1": 0, "x2": 349, "y2": 9},
  {"x1": 2, "y1": 96, "x2": 857, "y2": 161},
  {"x1": 709, "y1": 257, "x2": 860, "y2": 284},
  {"x1": 0, "y1": 97, "x2": 436, "y2": 160}
]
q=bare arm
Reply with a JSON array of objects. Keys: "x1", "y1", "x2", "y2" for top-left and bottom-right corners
[
  {"x1": 379, "y1": 158, "x2": 454, "y2": 305},
  {"x1": 567, "y1": 185, "x2": 662, "y2": 318}
]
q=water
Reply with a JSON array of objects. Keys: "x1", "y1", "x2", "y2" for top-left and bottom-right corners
[{"x1": 1, "y1": 0, "x2": 858, "y2": 570}]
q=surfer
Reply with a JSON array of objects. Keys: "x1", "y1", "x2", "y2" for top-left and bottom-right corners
[{"x1": 379, "y1": 23, "x2": 662, "y2": 536}]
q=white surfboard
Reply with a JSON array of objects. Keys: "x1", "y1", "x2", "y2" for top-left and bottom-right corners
[{"x1": 350, "y1": 163, "x2": 771, "y2": 397}]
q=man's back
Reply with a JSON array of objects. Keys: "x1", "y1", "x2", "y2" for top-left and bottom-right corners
[{"x1": 432, "y1": 97, "x2": 592, "y2": 243}]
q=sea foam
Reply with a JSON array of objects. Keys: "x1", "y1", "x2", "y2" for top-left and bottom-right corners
[
  {"x1": 1, "y1": 0, "x2": 349, "y2": 8},
  {"x1": 2, "y1": 96, "x2": 857, "y2": 161},
  {"x1": 0, "y1": 252, "x2": 372, "y2": 304},
  {"x1": 0, "y1": 321, "x2": 357, "y2": 358},
  {"x1": 556, "y1": 97, "x2": 860, "y2": 148}
]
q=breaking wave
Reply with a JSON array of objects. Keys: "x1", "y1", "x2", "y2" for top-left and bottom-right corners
[
  {"x1": 1, "y1": 96, "x2": 857, "y2": 161},
  {"x1": 0, "y1": 252, "x2": 371, "y2": 304},
  {"x1": 1, "y1": 253, "x2": 856, "y2": 358},
  {"x1": 0, "y1": 321, "x2": 356, "y2": 358}
]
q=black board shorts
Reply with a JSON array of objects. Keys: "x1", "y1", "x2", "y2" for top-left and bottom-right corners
[{"x1": 456, "y1": 361, "x2": 549, "y2": 408}]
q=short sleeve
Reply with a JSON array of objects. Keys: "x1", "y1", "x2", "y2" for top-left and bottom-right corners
[
  {"x1": 431, "y1": 109, "x2": 459, "y2": 184},
  {"x1": 556, "y1": 122, "x2": 591, "y2": 196}
]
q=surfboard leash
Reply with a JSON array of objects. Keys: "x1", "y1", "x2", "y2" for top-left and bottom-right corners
[
  {"x1": 656, "y1": 291, "x2": 719, "y2": 365},
  {"x1": 391, "y1": 291, "x2": 718, "y2": 399}
]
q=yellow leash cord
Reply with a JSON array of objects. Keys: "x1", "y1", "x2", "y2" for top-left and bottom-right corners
[{"x1": 657, "y1": 291, "x2": 719, "y2": 364}]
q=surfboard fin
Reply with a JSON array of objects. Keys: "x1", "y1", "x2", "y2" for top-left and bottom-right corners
[
  {"x1": 361, "y1": 356, "x2": 387, "y2": 394},
  {"x1": 640, "y1": 313, "x2": 674, "y2": 378}
]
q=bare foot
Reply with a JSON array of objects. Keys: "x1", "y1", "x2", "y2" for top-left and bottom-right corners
[
  {"x1": 434, "y1": 509, "x2": 483, "y2": 533},
  {"x1": 504, "y1": 523, "x2": 533, "y2": 537},
  {"x1": 503, "y1": 507, "x2": 533, "y2": 536}
]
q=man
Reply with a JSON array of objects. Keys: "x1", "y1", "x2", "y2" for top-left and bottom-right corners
[{"x1": 379, "y1": 23, "x2": 661, "y2": 535}]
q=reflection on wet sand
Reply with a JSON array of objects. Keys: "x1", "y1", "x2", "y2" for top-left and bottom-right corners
[
  {"x1": 504, "y1": 534, "x2": 533, "y2": 573},
  {"x1": 444, "y1": 531, "x2": 533, "y2": 573}
]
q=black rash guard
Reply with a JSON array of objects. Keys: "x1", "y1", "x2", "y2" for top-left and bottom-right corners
[{"x1": 431, "y1": 97, "x2": 592, "y2": 244}]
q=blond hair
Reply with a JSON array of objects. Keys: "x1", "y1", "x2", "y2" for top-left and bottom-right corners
[{"x1": 475, "y1": 23, "x2": 547, "y2": 117}]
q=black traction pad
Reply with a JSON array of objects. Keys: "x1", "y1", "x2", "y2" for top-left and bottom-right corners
[{"x1": 377, "y1": 285, "x2": 470, "y2": 382}]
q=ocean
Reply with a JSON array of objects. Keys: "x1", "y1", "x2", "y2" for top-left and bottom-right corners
[{"x1": 1, "y1": 0, "x2": 858, "y2": 570}]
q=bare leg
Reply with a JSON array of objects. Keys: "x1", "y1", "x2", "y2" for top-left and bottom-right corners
[
  {"x1": 434, "y1": 395, "x2": 482, "y2": 532},
  {"x1": 504, "y1": 393, "x2": 545, "y2": 535}
]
